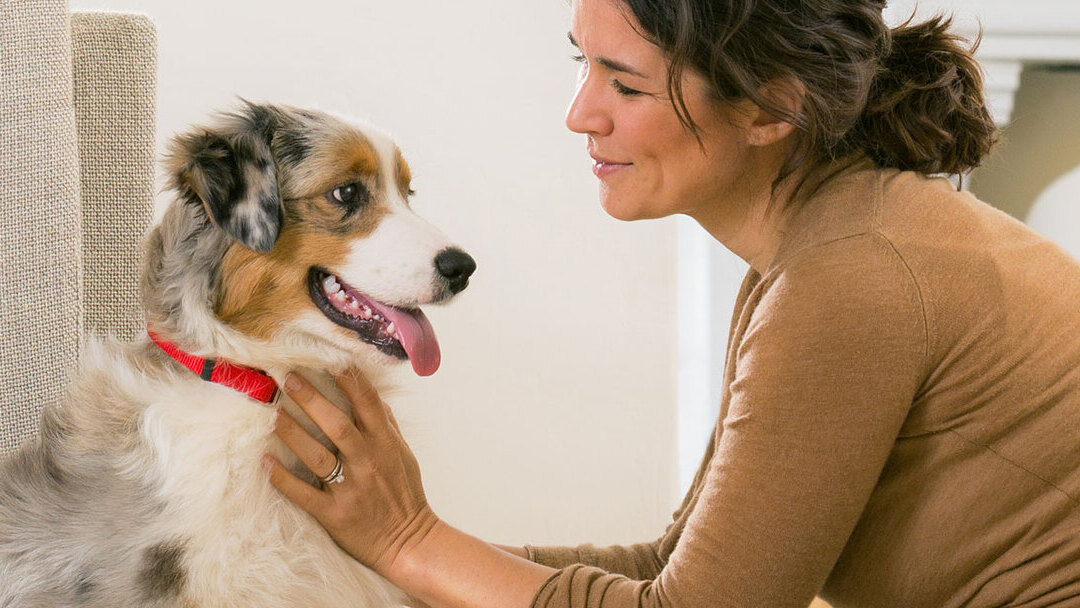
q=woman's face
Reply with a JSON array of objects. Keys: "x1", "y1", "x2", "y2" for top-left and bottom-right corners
[{"x1": 566, "y1": 0, "x2": 752, "y2": 222}]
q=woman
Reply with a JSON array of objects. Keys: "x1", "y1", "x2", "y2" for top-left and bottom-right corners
[{"x1": 265, "y1": 0, "x2": 1080, "y2": 606}]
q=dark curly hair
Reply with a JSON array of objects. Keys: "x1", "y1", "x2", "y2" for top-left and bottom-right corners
[{"x1": 618, "y1": 0, "x2": 1000, "y2": 198}]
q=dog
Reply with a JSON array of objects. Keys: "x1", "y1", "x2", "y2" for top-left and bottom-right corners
[{"x1": 0, "y1": 102, "x2": 475, "y2": 607}]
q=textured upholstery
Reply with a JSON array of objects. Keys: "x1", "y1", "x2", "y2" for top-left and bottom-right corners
[
  {"x1": 0, "y1": 0, "x2": 84, "y2": 455},
  {"x1": 0, "y1": 1, "x2": 157, "y2": 455},
  {"x1": 72, "y1": 12, "x2": 157, "y2": 341}
]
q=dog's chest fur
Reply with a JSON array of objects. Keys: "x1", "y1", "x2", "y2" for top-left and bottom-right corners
[{"x1": 0, "y1": 338, "x2": 404, "y2": 608}]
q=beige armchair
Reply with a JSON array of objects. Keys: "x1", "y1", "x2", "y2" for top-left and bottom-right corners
[{"x1": 0, "y1": 0, "x2": 157, "y2": 454}]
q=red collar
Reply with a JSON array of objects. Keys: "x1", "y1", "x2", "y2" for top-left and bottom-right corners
[{"x1": 149, "y1": 331, "x2": 279, "y2": 404}]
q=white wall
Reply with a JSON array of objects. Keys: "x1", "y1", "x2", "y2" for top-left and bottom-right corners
[{"x1": 66, "y1": 0, "x2": 681, "y2": 547}]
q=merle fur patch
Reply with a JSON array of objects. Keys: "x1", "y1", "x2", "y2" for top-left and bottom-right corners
[
  {"x1": 173, "y1": 110, "x2": 284, "y2": 253},
  {"x1": 137, "y1": 540, "x2": 187, "y2": 601}
]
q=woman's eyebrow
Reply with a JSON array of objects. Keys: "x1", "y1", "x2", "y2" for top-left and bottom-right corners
[{"x1": 567, "y1": 31, "x2": 648, "y2": 78}]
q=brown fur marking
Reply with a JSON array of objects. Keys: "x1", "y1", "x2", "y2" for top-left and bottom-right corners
[
  {"x1": 288, "y1": 130, "x2": 383, "y2": 199},
  {"x1": 216, "y1": 209, "x2": 384, "y2": 341},
  {"x1": 394, "y1": 148, "x2": 413, "y2": 198}
]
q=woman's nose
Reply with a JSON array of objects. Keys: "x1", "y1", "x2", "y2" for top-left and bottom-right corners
[{"x1": 565, "y1": 74, "x2": 612, "y2": 136}]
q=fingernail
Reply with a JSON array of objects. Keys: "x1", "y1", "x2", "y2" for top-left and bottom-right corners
[{"x1": 284, "y1": 373, "x2": 300, "y2": 392}]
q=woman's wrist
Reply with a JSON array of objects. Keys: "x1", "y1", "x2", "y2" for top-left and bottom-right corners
[
  {"x1": 376, "y1": 505, "x2": 444, "y2": 582},
  {"x1": 382, "y1": 518, "x2": 556, "y2": 608}
]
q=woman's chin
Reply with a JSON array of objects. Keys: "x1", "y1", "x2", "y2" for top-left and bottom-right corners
[{"x1": 599, "y1": 194, "x2": 666, "y2": 222}]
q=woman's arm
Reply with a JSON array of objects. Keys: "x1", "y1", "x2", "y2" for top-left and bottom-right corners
[
  {"x1": 265, "y1": 371, "x2": 555, "y2": 608},
  {"x1": 385, "y1": 519, "x2": 557, "y2": 608},
  {"x1": 520, "y1": 435, "x2": 714, "y2": 578},
  {"x1": 521, "y1": 237, "x2": 929, "y2": 607},
  {"x1": 495, "y1": 544, "x2": 531, "y2": 560}
]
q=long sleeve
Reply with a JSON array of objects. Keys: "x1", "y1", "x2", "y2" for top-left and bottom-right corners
[
  {"x1": 531, "y1": 234, "x2": 928, "y2": 608},
  {"x1": 526, "y1": 542, "x2": 665, "y2": 581},
  {"x1": 525, "y1": 427, "x2": 719, "y2": 579}
]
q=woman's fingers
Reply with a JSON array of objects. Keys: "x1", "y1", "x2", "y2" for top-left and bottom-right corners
[
  {"x1": 282, "y1": 372, "x2": 363, "y2": 458},
  {"x1": 274, "y1": 409, "x2": 340, "y2": 481},
  {"x1": 264, "y1": 455, "x2": 332, "y2": 514},
  {"x1": 334, "y1": 368, "x2": 401, "y2": 437},
  {"x1": 268, "y1": 369, "x2": 436, "y2": 573}
]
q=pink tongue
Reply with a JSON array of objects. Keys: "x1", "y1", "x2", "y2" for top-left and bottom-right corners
[{"x1": 377, "y1": 305, "x2": 441, "y2": 376}]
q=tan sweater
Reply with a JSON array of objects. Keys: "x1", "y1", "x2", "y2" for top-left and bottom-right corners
[{"x1": 526, "y1": 162, "x2": 1080, "y2": 607}]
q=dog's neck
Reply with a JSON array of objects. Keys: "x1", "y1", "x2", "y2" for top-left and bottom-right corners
[{"x1": 149, "y1": 331, "x2": 280, "y2": 404}]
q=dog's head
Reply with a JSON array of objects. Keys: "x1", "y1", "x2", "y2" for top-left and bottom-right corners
[{"x1": 143, "y1": 102, "x2": 474, "y2": 376}]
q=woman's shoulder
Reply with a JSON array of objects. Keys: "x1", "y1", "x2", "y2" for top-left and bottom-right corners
[
  {"x1": 775, "y1": 162, "x2": 1050, "y2": 283},
  {"x1": 752, "y1": 227, "x2": 926, "y2": 342},
  {"x1": 759, "y1": 229, "x2": 922, "y2": 314},
  {"x1": 768, "y1": 162, "x2": 913, "y2": 281},
  {"x1": 875, "y1": 168, "x2": 1034, "y2": 248}
]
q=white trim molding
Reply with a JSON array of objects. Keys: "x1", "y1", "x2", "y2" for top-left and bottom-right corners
[{"x1": 886, "y1": 0, "x2": 1080, "y2": 126}]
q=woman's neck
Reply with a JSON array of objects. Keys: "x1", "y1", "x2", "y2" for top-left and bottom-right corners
[
  {"x1": 687, "y1": 148, "x2": 869, "y2": 274},
  {"x1": 687, "y1": 146, "x2": 801, "y2": 274}
]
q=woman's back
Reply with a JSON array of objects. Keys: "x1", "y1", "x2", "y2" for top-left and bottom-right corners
[{"x1": 737, "y1": 162, "x2": 1080, "y2": 606}]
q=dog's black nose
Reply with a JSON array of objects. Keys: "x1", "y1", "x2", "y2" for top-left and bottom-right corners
[{"x1": 435, "y1": 248, "x2": 476, "y2": 294}]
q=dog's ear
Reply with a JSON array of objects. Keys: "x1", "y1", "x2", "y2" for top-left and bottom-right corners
[{"x1": 168, "y1": 103, "x2": 284, "y2": 253}]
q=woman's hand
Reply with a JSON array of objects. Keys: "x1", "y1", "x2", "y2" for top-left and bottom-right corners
[
  {"x1": 266, "y1": 369, "x2": 555, "y2": 608},
  {"x1": 264, "y1": 369, "x2": 440, "y2": 577}
]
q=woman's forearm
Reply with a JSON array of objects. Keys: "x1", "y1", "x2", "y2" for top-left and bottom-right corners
[{"x1": 388, "y1": 520, "x2": 556, "y2": 608}]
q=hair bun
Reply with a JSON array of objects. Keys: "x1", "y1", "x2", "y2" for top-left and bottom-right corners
[{"x1": 853, "y1": 15, "x2": 1000, "y2": 175}]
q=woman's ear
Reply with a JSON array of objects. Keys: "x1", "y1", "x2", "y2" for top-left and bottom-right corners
[{"x1": 745, "y1": 78, "x2": 805, "y2": 147}]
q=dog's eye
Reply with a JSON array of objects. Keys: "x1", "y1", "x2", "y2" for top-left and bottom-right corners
[{"x1": 330, "y1": 183, "x2": 368, "y2": 206}]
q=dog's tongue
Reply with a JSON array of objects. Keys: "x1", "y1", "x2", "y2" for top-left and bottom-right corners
[{"x1": 381, "y1": 306, "x2": 441, "y2": 376}]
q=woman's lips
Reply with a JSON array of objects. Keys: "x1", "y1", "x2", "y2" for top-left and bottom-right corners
[{"x1": 591, "y1": 157, "x2": 632, "y2": 179}]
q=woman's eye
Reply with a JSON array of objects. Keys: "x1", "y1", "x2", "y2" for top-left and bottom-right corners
[
  {"x1": 571, "y1": 54, "x2": 586, "y2": 64},
  {"x1": 331, "y1": 183, "x2": 366, "y2": 205},
  {"x1": 612, "y1": 80, "x2": 643, "y2": 97}
]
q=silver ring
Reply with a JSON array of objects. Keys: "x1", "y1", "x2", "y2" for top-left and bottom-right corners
[{"x1": 318, "y1": 456, "x2": 345, "y2": 485}]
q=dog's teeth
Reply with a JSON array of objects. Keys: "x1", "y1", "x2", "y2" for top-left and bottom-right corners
[
  {"x1": 334, "y1": 291, "x2": 347, "y2": 302},
  {"x1": 386, "y1": 322, "x2": 396, "y2": 334},
  {"x1": 346, "y1": 298, "x2": 360, "y2": 310},
  {"x1": 322, "y1": 275, "x2": 339, "y2": 291},
  {"x1": 361, "y1": 306, "x2": 372, "y2": 319}
]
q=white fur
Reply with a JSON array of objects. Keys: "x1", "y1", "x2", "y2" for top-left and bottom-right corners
[
  {"x1": 338, "y1": 211, "x2": 459, "y2": 306},
  {"x1": 83, "y1": 342, "x2": 405, "y2": 607}
]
